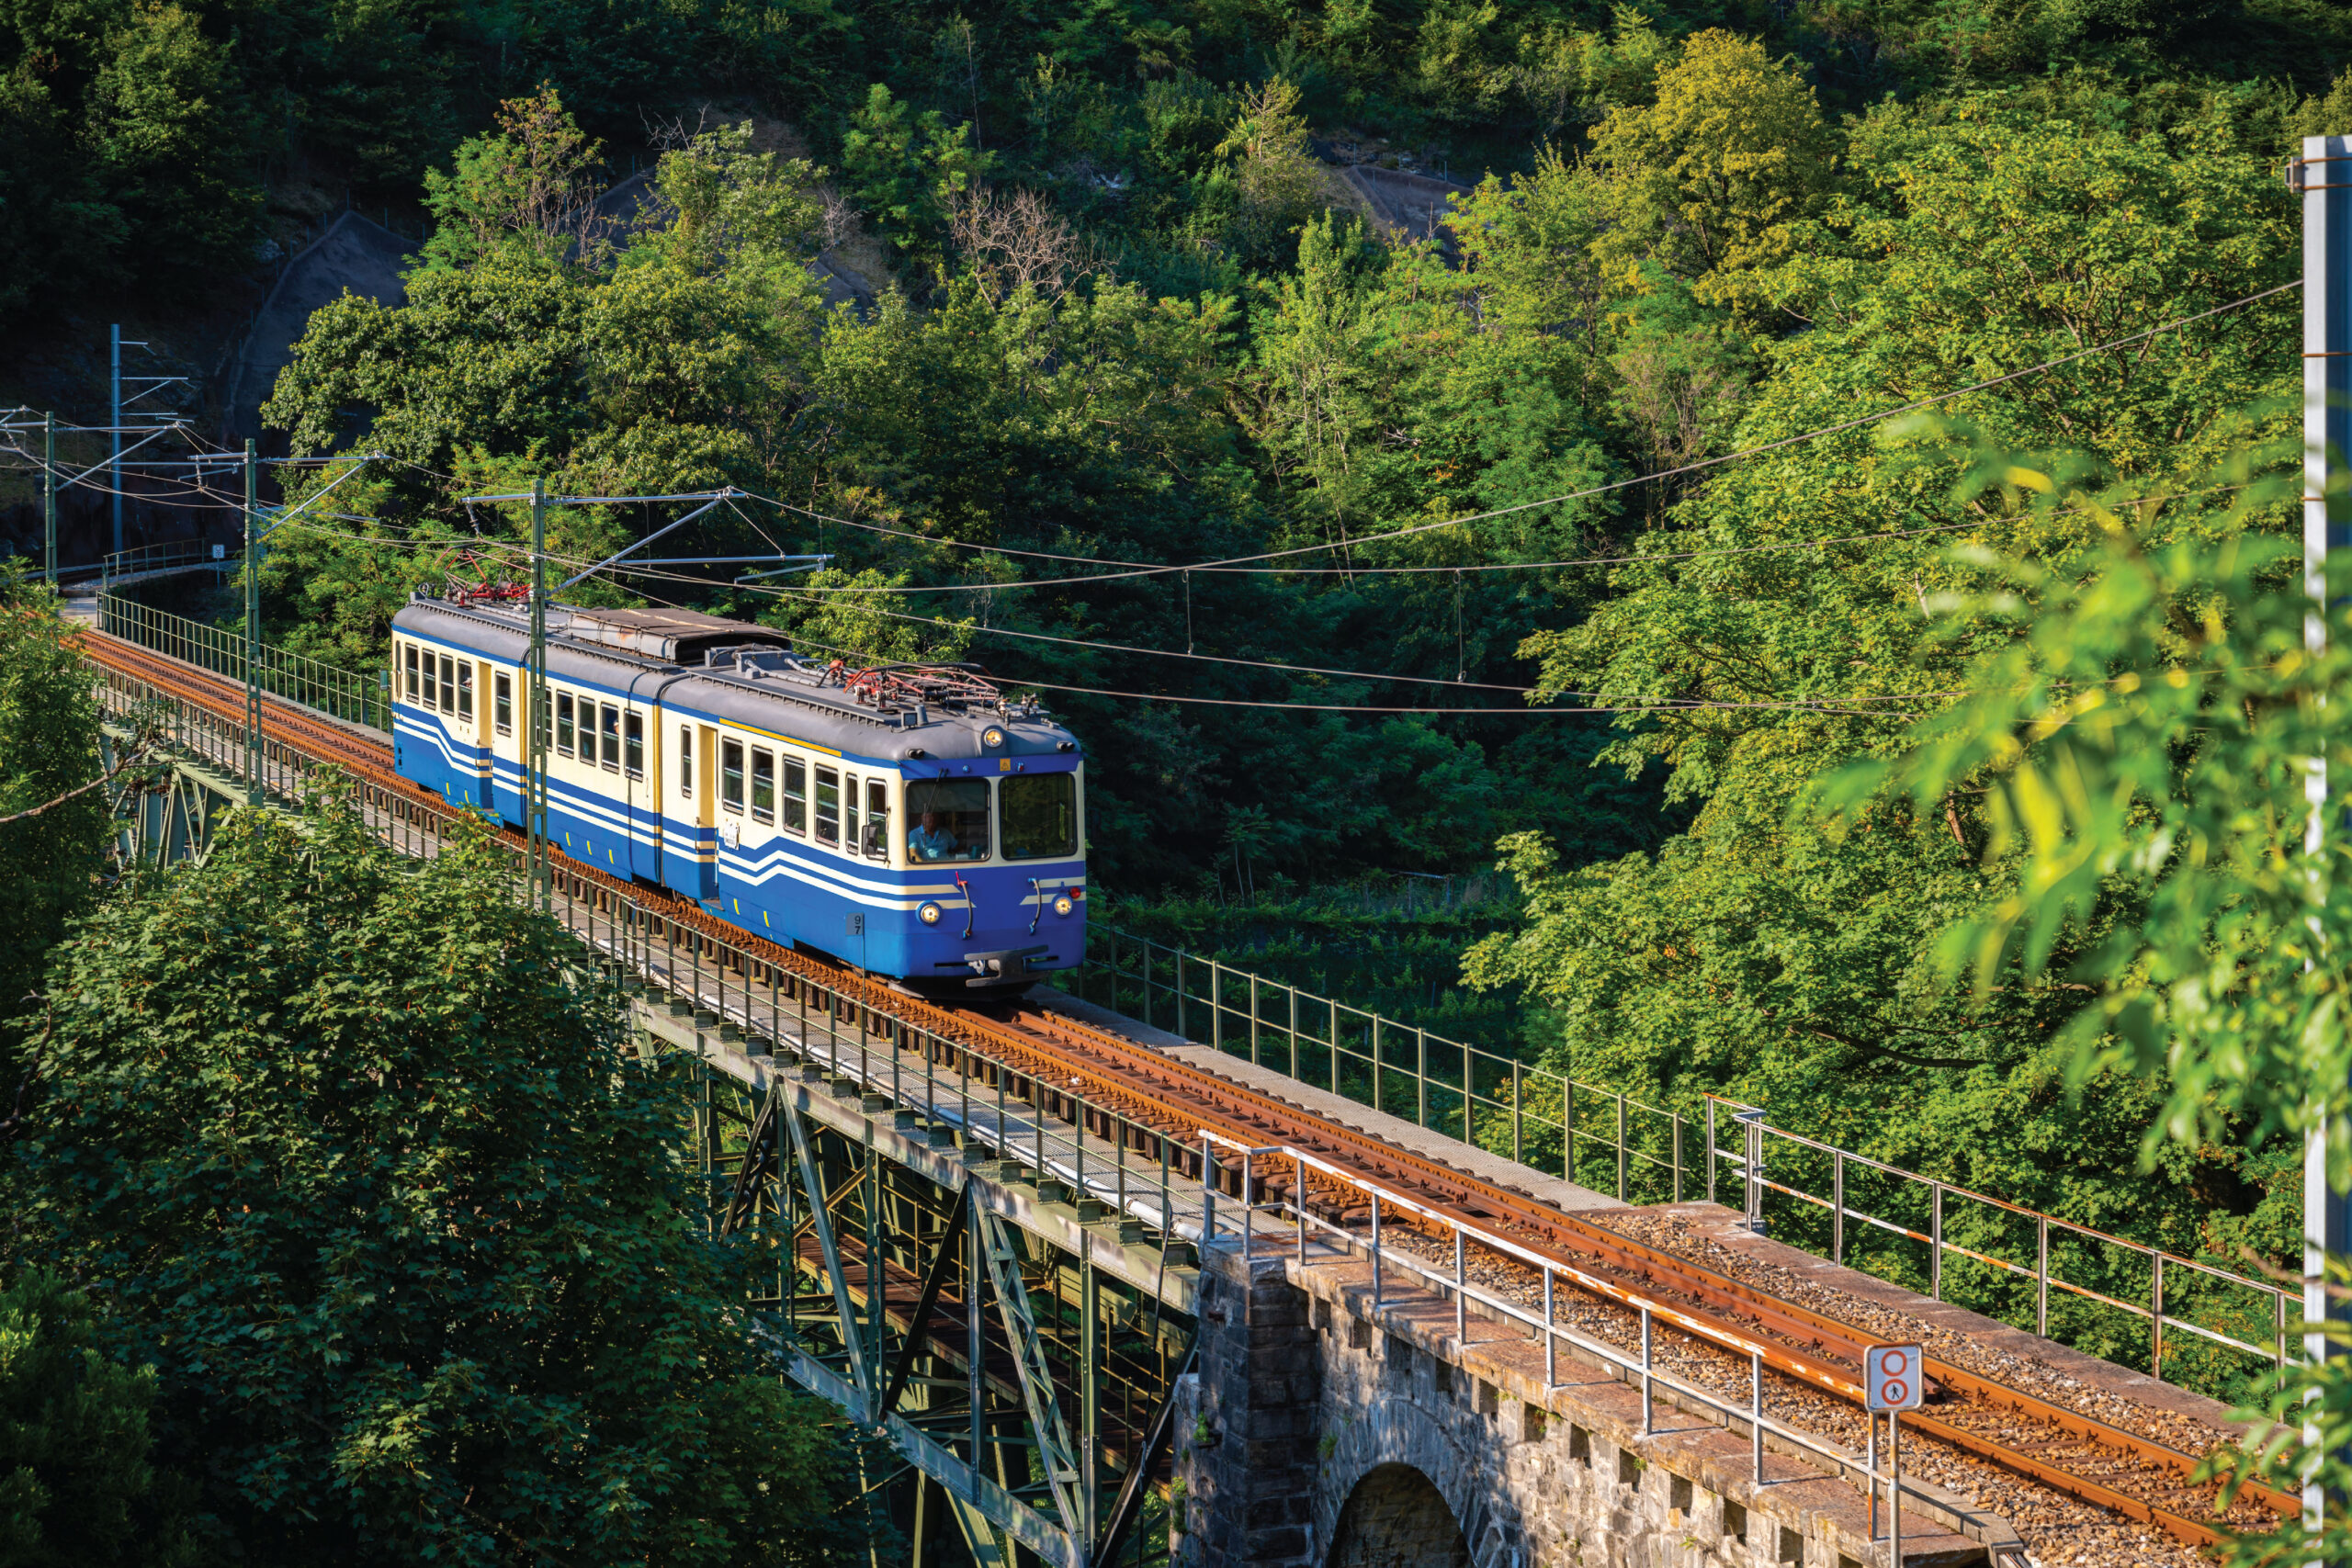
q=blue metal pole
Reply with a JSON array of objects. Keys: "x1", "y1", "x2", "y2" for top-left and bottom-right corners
[{"x1": 110, "y1": 324, "x2": 122, "y2": 558}]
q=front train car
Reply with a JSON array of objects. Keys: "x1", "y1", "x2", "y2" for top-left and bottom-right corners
[{"x1": 387, "y1": 594, "x2": 1087, "y2": 991}]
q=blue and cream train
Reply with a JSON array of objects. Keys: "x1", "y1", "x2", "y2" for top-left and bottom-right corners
[{"x1": 390, "y1": 596, "x2": 1087, "y2": 989}]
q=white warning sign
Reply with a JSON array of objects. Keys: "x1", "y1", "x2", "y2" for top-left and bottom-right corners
[{"x1": 1864, "y1": 1345, "x2": 1924, "y2": 1412}]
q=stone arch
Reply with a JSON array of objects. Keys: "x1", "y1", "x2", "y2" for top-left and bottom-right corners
[{"x1": 1326, "y1": 1462, "x2": 1471, "y2": 1568}]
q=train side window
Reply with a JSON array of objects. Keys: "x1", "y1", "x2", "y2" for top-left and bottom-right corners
[
  {"x1": 403, "y1": 644, "x2": 419, "y2": 701},
  {"x1": 751, "y1": 750, "x2": 775, "y2": 824},
  {"x1": 678, "y1": 727, "x2": 694, "y2": 798},
  {"x1": 862, "y1": 779, "x2": 888, "y2": 860},
  {"x1": 438, "y1": 656, "x2": 455, "y2": 714},
  {"x1": 624, "y1": 711, "x2": 644, "y2": 779},
  {"x1": 556, "y1": 694, "x2": 575, "y2": 756},
  {"x1": 417, "y1": 649, "x2": 434, "y2": 710},
  {"x1": 457, "y1": 661, "x2": 473, "y2": 723},
  {"x1": 599, "y1": 704, "x2": 620, "y2": 772},
  {"x1": 493, "y1": 672, "x2": 513, "y2": 736},
  {"x1": 783, "y1": 759, "x2": 807, "y2": 835},
  {"x1": 815, "y1": 766, "x2": 841, "y2": 846},
  {"x1": 721, "y1": 739, "x2": 744, "y2": 813}
]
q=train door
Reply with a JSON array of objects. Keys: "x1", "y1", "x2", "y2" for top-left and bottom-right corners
[
  {"x1": 692, "y1": 722, "x2": 718, "y2": 899},
  {"x1": 623, "y1": 702, "x2": 653, "y2": 882}
]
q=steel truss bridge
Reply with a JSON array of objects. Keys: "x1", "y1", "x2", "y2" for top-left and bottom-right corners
[{"x1": 80, "y1": 632, "x2": 1207, "y2": 1568}]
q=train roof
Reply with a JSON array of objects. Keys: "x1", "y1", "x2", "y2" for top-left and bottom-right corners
[{"x1": 392, "y1": 595, "x2": 1080, "y2": 765}]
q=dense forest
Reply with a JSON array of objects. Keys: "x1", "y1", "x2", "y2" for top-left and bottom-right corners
[{"x1": 9, "y1": 0, "x2": 2352, "y2": 1556}]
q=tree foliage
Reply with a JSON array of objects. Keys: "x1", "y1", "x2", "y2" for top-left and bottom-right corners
[
  {"x1": 6, "y1": 796, "x2": 859, "y2": 1565},
  {"x1": 0, "y1": 1269, "x2": 203, "y2": 1568},
  {"x1": 0, "y1": 566, "x2": 107, "y2": 1082}
]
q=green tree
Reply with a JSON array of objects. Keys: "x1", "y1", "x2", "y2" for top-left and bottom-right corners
[
  {"x1": 418, "y1": 84, "x2": 606, "y2": 272},
  {"x1": 6, "y1": 798, "x2": 859, "y2": 1564},
  {"x1": 838, "y1": 83, "x2": 988, "y2": 265},
  {"x1": 0, "y1": 1270, "x2": 204, "y2": 1568},
  {"x1": 0, "y1": 566, "x2": 107, "y2": 1082},
  {"x1": 1827, "y1": 446, "x2": 2352, "y2": 1553},
  {"x1": 1587, "y1": 28, "x2": 1834, "y2": 292}
]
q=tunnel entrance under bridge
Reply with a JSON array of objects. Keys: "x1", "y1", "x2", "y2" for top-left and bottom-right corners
[{"x1": 1327, "y1": 1464, "x2": 1469, "y2": 1568}]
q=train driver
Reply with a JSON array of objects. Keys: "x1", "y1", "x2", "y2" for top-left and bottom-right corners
[{"x1": 909, "y1": 809, "x2": 959, "y2": 862}]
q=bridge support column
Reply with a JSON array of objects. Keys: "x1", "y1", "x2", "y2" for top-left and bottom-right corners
[{"x1": 1174, "y1": 1246, "x2": 1321, "y2": 1568}]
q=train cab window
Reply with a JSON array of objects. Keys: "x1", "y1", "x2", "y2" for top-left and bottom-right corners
[
  {"x1": 438, "y1": 656, "x2": 456, "y2": 715},
  {"x1": 720, "y1": 739, "x2": 744, "y2": 813},
  {"x1": 403, "y1": 644, "x2": 420, "y2": 702},
  {"x1": 624, "y1": 711, "x2": 644, "y2": 779},
  {"x1": 556, "y1": 694, "x2": 575, "y2": 757},
  {"x1": 905, "y1": 779, "x2": 989, "y2": 862},
  {"x1": 815, "y1": 767, "x2": 841, "y2": 847},
  {"x1": 783, "y1": 759, "x2": 807, "y2": 834},
  {"x1": 598, "y1": 704, "x2": 621, "y2": 772},
  {"x1": 456, "y1": 662, "x2": 473, "y2": 722},
  {"x1": 678, "y1": 727, "x2": 694, "y2": 798},
  {"x1": 494, "y1": 672, "x2": 513, "y2": 736},
  {"x1": 863, "y1": 779, "x2": 889, "y2": 861},
  {"x1": 751, "y1": 749, "x2": 775, "y2": 824},
  {"x1": 1001, "y1": 773, "x2": 1078, "y2": 860}
]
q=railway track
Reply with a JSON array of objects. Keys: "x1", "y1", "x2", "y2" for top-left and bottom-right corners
[{"x1": 79, "y1": 626, "x2": 2289, "y2": 1561}]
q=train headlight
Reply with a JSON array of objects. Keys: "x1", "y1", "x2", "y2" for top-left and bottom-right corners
[
  {"x1": 1053, "y1": 894, "x2": 1075, "y2": 917},
  {"x1": 982, "y1": 727, "x2": 1005, "y2": 749},
  {"x1": 918, "y1": 901, "x2": 944, "y2": 925}
]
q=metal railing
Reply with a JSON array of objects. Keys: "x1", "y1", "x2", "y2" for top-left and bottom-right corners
[
  {"x1": 1077, "y1": 927, "x2": 1694, "y2": 1204},
  {"x1": 1705, "y1": 1098, "x2": 2293, "y2": 1387},
  {"x1": 1079, "y1": 929, "x2": 2297, "y2": 1395},
  {"x1": 1194, "y1": 1130, "x2": 1981, "y2": 1552},
  {"x1": 98, "y1": 590, "x2": 390, "y2": 731},
  {"x1": 99, "y1": 540, "x2": 226, "y2": 582},
  {"x1": 92, "y1": 645, "x2": 2301, "y2": 1400}
]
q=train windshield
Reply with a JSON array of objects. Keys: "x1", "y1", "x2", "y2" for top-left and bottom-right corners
[
  {"x1": 905, "y1": 780, "x2": 989, "y2": 863},
  {"x1": 1001, "y1": 773, "x2": 1078, "y2": 861}
]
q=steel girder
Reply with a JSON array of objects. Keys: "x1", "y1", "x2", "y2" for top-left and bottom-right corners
[
  {"x1": 781, "y1": 1094, "x2": 875, "y2": 1416},
  {"x1": 977, "y1": 1205, "x2": 1089, "y2": 1549}
]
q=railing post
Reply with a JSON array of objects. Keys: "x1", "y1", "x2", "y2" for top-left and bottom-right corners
[
  {"x1": 1750, "y1": 1349, "x2": 1764, "y2": 1483},
  {"x1": 1640, "y1": 1305, "x2": 1653, "y2": 1436},
  {"x1": 1706, "y1": 1100, "x2": 1716, "y2": 1205},
  {"x1": 1930, "y1": 1181, "x2": 1943, "y2": 1301},
  {"x1": 1453, "y1": 1228, "x2": 1465, "y2": 1344},
  {"x1": 1249, "y1": 976, "x2": 1260, "y2": 1066},
  {"x1": 2037, "y1": 1215, "x2": 2049, "y2": 1339},
  {"x1": 1241, "y1": 1148, "x2": 1254, "y2": 1257},
  {"x1": 1201, "y1": 1134, "x2": 1216, "y2": 1245},
  {"x1": 1370, "y1": 1190, "x2": 1382, "y2": 1314},
  {"x1": 1211, "y1": 962, "x2": 1223, "y2": 1054},
  {"x1": 1615, "y1": 1092, "x2": 1627, "y2": 1201},
  {"x1": 2151, "y1": 1255, "x2": 2165, "y2": 1383},
  {"x1": 1512, "y1": 1062, "x2": 1523, "y2": 1168},
  {"x1": 1416, "y1": 1026, "x2": 1427, "y2": 1129},
  {"x1": 1287, "y1": 983, "x2": 1300, "y2": 1079},
  {"x1": 1671, "y1": 1113, "x2": 1683, "y2": 1204},
  {"x1": 1833, "y1": 1151, "x2": 1845, "y2": 1266}
]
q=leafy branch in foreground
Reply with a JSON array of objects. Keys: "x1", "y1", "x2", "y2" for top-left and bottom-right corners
[{"x1": 1837, "y1": 435, "x2": 2352, "y2": 1561}]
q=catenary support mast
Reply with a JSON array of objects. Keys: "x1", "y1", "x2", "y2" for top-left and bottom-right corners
[{"x1": 2300, "y1": 130, "x2": 2352, "y2": 1549}]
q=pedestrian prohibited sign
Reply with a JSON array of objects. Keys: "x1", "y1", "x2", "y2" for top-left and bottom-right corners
[{"x1": 1864, "y1": 1345, "x2": 1924, "y2": 1411}]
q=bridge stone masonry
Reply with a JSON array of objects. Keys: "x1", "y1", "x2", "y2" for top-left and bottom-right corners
[{"x1": 70, "y1": 624, "x2": 2298, "y2": 1568}]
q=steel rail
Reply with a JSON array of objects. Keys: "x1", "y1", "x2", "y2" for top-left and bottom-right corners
[{"x1": 72, "y1": 626, "x2": 2291, "y2": 1551}]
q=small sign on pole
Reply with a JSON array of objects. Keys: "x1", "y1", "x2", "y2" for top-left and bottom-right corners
[
  {"x1": 1864, "y1": 1346, "x2": 1921, "y2": 1568},
  {"x1": 1864, "y1": 1345, "x2": 1924, "y2": 1411}
]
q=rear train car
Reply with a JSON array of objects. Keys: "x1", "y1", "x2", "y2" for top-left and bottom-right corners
[{"x1": 389, "y1": 596, "x2": 1087, "y2": 990}]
